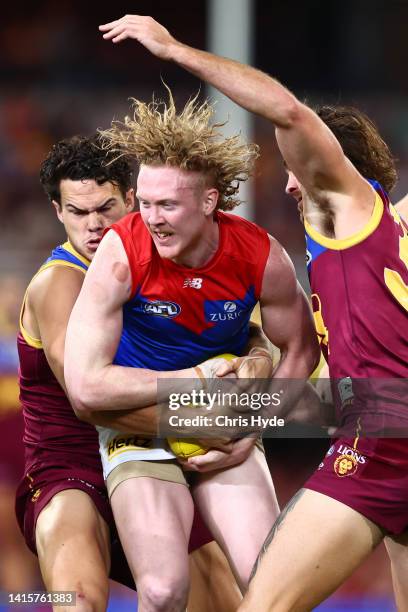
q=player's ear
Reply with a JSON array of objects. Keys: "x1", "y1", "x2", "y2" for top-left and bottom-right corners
[
  {"x1": 203, "y1": 188, "x2": 219, "y2": 216},
  {"x1": 125, "y1": 188, "x2": 135, "y2": 212},
  {"x1": 52, "y1": 200, "x2": 64, "y2": 223}
]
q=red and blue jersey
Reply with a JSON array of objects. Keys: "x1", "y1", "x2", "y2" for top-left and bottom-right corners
[{"x1": 110, "y1": 212, "x2": 270, "y2": 371}]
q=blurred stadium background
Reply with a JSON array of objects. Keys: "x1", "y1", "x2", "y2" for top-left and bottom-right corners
[{"x1": 0, "y1": 1, "x2": 406, "y2": 610}]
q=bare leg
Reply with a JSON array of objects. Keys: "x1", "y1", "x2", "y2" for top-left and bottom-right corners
[
  {"x1": 111, "y1": 476, "x2": 194, "y2": 612},
  {"x1": 240, "y1": 488, "x2": 384, "y2": 612},
  {"x1": 385, "y1": 531, "x2": 408, "y2": 611},
  {"x1": 188, "y1": 541, "x2": 242, "y2": 612},
  {"x1": 36, "y1": 489, "x2": 111, "y2": 612},
  {"x1": 192, "y1": 446, "x2": 279, "y2": 591},
  {"x1": 0, "y1": 483, "x2": 39, "y2": 590}
]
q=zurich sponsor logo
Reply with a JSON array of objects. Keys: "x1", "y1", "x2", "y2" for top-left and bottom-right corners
[
  {"x1": 224, "y1": 301, "x2": 237, "y2": 313},
  {"x1": 142, "y1": 301, "x2": 181, "y2": 318},
  {"x1": 208, "y1": 300, "x2": 243, "y2": 322}
]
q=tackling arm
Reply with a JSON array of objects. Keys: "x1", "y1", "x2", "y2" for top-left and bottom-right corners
[{"x1": 64, "y1": 229, "x2": 201, "y2": 415}]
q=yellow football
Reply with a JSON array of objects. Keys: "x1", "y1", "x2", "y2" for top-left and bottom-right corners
[
  {"x1": 167, "y1": 353, "x2": 236, "y2": 458},
  {"x1": 167, "y1": 438, "x2": 207, "y2": 458}
]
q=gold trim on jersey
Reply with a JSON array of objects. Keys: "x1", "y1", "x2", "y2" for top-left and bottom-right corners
[
  {"x1": 63, "y1": 241, "x2": 91, "y2": 267},
  {"x1": 19, "y1": 252, "x2": 87, "y2": 349},
  {"x1": 304, "y1": 192, "x2": 383, "y2": 250}
]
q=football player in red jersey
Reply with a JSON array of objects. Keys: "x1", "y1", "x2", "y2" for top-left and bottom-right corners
[
  {"x1": 17, "y1": 133, "x2": 273, "y2": 612},
  {"x1": 65, "y1": 89, "x2": 319, "y2": 611},
  {"x1": 101, "y1": 14, "x2": 408, "y2": 612}
]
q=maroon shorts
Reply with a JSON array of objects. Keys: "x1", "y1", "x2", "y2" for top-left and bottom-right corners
[
  {"x1": 306, "y1": 437, "x2": 408, "y2": 535},
  {"x1": 15, "y1": 461, "x2": 212, "y2": 581},
  {"x1": 0, "y1": 410, "x2": 26, "y2": 485},
  {"x1": 15, "y1": 462, "x2": 112, "y2": 555}
]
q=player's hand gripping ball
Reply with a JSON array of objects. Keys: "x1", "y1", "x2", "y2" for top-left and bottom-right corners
[{"x1": 167, "y1": 353, "x2": 236, "y2": 458}]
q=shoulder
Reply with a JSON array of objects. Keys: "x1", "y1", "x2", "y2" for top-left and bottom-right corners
[
  {"x1": 110, "y1": 211, "x2": 142, "y2": 234},
  {"x1": 108, "y1": 212, "x2": 151, "y2": 261},
  {"x1": 218, "y1": 211, "x2": 269, "y2": 255},
  {"x1": 261, "y1": 235, "x2": 298, "y2": 300},
  {"x1": 218, "y1": 210, "x2": 267, "y2": 235},
  {"x1": 265, "y1": 235, "x2": 295, "y2": 276},
  {"x1": 28, "y1": 264, "x2": 85, "y2": 311}
]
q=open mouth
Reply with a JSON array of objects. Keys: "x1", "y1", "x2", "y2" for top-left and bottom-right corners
[
  {"x1": 153, "y1": 231, "x2": 173, "y2": 244},
  {"x1": 86, "y1": 238, "x2": 102, "y2": 250}
]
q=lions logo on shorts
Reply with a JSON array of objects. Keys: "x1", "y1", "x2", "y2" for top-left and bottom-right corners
[{"x1": 334, "y1": 454, "x2": 358, "y2": 477}]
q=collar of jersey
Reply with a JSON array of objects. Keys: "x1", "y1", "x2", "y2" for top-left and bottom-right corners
[
  {"x1": 63, "y1": 240, "x2": 91, "y2": 267},
  {"x1": 304, "y1": 191, "x2": 383, "y2": 250}
]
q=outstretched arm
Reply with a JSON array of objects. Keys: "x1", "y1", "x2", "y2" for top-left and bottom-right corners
[{"x1": 99, "y1": 15, "x2": 373, "y2": 226}]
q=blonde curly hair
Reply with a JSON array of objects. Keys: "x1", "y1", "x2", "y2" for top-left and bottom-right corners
[{"x1": 99, "y1": 89, "x2": 259, "y2": 210}]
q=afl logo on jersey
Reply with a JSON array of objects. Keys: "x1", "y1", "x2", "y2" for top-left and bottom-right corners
[{"x1": 142, "y1": 301, "x2": 181, "y2": 318}]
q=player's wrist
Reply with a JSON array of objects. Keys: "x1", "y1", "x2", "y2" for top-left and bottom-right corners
[
  {"x1": 193, "y1": 365, "x2": 207, "y2": 391},
  {"x1": 248, "y1": 347, "x2": 273, "y2": 361}
]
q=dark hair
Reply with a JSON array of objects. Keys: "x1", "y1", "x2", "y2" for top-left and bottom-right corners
[
  {"x1": 40, "y1": 133, "x2": 134, "y2": 203},
  {"x1": 314, "y1": 104, "x2": 397, "y2": 193}
]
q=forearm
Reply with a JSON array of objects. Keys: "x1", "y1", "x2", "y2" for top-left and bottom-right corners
[
  {"x1": 272, "y1": 342, "x2": 320, "y2": 380},
  {"x1": 168, "y1": 41, "x2": 298, "y2": 127},
  {"x1": 79, "y1": 405, "x2": 159, "y2": 436},
  {"x1": 286, "y1": 381, "x2": 335, "y2": 427},
  {"x1": 246, "y1": 322, "x2": 272, "y2": 356},
  {"x1": 68, "y1": 362, "x2": 200, "y2": 414},
  {"x1": 264, "y1": 345, "x2": 320, "y2": 419}
]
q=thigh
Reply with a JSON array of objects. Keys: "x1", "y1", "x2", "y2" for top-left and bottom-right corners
[
  {"x1": 385, "y1": 530, "x2": 408, "y2": 611},
  {"x1": 111, "y1": 474, "x2": 194, "y2": 583},
  {"x1": 188, "y1": 541, "x2": 241, "y2": 612},
  {"x1": 241, "y1": 488, "x2": 384, "y2": 612},
  {"x1": 192, "y1": 446, "x2": 279, "y2": 590},
  {"x1": 35, "y1": 489, "x2": 110, "y2": 603}
]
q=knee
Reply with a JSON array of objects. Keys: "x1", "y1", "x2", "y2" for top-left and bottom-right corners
[
  {"x1": 68, "y1": 589, "x2": 107, "y2": 612},
  {"x1": 54, "y1": 583, "x2": 108, "y2": 612},
  {"x1": 139, "y1": 575, "x2": 189, "y2": 612}
]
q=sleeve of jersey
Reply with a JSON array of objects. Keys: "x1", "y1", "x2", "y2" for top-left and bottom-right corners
[{"x1": 105, "y1": 214, "x2": 143, "y2": 300}]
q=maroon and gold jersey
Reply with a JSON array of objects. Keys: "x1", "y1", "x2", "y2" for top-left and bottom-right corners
[
  {"x1": 18, "y1": 242, "x2": 101, "y2": 471},
  {"x1": 305, "y1": 182, "x2": 408, "y2": 417}
]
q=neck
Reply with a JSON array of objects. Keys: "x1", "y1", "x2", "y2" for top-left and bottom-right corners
[{"x1": 172, "y1": 215, "x2": 219, "y2": 268}]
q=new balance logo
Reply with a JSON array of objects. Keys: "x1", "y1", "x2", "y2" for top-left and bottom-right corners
[{"x1": 183, "y1": 278, "x2": 203, "y2": 289}]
